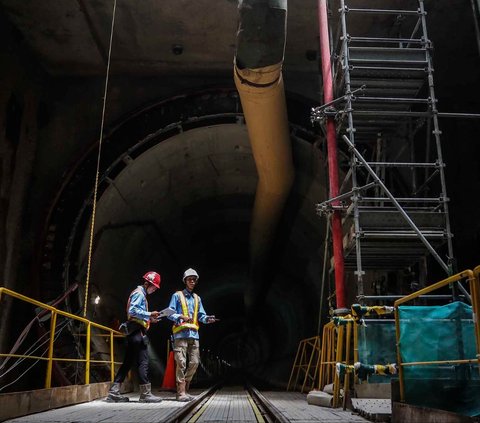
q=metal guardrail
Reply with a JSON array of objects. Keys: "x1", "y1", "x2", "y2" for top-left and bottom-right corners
[
  {"x1": 287, "y1": 335, "x2": 321, "y2": 393},
  {"x1": 393, "y1": 269, "x2": 480, "y2": 402},
  {"x1": 314, "y1": 269, "x2": 480, "y2": 408},
  {"x1": 0, "y1": 287, "x2": 123, "y2": 388}
]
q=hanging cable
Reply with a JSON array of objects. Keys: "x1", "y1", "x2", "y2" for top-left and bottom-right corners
[
  {"x1": 0, "y1": 319, "x2": 70, "y2": 390},
  {"x1": 83, "y1": 0, "x2": 117, "y2": 318}
]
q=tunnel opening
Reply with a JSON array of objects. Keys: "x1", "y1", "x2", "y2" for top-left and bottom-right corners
[{"x1": 35, "y1": 87, "x2": 327, "y2": 388}]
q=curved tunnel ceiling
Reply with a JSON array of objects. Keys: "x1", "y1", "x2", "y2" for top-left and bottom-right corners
[{"x1": 40, "y1": 89, "x2": 329, "y2": 385}]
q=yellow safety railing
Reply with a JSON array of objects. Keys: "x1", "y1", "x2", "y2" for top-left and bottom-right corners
[
  {"x1": 287, "y1": 335, "x2": 321, "y2": 393},
  {"x1": 338, "y1": 320, "x2": 352, "y2": 409},
  {"x1": 318, "y1": 321, "x2": 336, "y2": 393},
  {"x1": 394, "y1": 269, "x2": 480, "y2": 402},
  {"x1": 317, "y1": 320, "x2": 352, "y2": 408},
  {"x1": 0, "y1": 287, "x2": 124, "y2": 389}
]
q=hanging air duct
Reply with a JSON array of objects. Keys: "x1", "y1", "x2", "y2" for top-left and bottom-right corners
[{"x1": 234, "y1": 0, "x2": 294, "y2": 315}]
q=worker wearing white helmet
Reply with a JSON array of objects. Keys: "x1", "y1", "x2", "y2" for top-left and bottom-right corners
[{"x1": 167, "y1": 268, "x2": 217, "y2": 402}]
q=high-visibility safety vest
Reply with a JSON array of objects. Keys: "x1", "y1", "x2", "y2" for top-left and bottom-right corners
[
  {"x1": 126, "y1": 286, "x2": 150, "y2": 330},
  {"x1": 172, "y1": 290, "x2": 200, "y2": 334}
]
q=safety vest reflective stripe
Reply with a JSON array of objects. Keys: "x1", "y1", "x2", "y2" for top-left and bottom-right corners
[
  {"x1": 172, "y1": 322, "x2": 200, "y2": 333},
  {"x1": 172, "y1": 290, "x2": 199, "y2": 333},
  {"x1": 126, "y1": 287, "x2": 150, "y2": 330},
  {"x1": 129, "y1": 317, "x2": 149, "y2": 329}
]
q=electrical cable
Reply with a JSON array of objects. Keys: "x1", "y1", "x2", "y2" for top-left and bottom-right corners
[
  {"x1": 0, "y1": 319, "x2": 70, "y2": 379},
  {"x1": 83, "y1": 0, "x2": 117, "y2": 318},
  {"x1": 0, "y1": 319, "x2": 70, "y2": 391}
]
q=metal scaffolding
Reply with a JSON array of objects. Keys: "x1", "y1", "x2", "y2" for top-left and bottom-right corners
[{"x1": 313, "y1": 0, "x2": 454, "y2": 298}]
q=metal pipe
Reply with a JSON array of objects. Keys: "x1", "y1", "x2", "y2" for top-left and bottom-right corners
[
  {"x1": 438, "y1": 112, "x2": 480, "y2": 119},
  {"x1": 419, "y1": 0, "x2": 454, "y2": 273},
  {"x1": 402, "y1": 359, "x2": 478, "y2": 366},
  {"x1": 85, "y1": 322, "x2": 91, "y2": 384},
  {"x1": 360, "y1": 197, "x2": 442, "y2": 203},
  {"x1": 45, "y1": 310, "x2": 58, "y2": 389},
  {"x1": 350, "y1": 36, "x2": 423, "y2": 44},
  {"x1": 339, "y1": 0, "x2": 365, "y2": 296},
  {"x1": 346, "y1": 8, "x2": 420, "y2": 15},
  {"x1": 110, "y1": 332, "x2": 114, "y2": 382},
  {"x1": 364, "y1": 162, "x2": 438, "y2": 168},
  {"x1": 316, "y1": 182, "x2": 376, "y2": 210},
  {"x1": 342, "y1": 322, "x2": 352, "y2": 410},
  {"x1": 394, "y1": 270, "x2": 474, "y2": 306},
  {"x1": 358, "y1": 295, "x2": 463, "y2": 300},
  {"x1": 234, "y1": 0, "x2": 294, "y2": 315},
  {"x1": 318, "y1": 0, "x2": 347, "y2": 310}
]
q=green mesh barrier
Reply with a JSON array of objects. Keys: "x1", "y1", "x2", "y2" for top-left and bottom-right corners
[
  {"x1": 399, "y1": 302, "x2": 480, "y2": 417},
  {"x1": 357, "y1": 320, "x2": 397, "y2": 383}
]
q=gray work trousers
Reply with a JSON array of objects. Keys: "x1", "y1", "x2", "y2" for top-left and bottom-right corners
[{"x1": 173, "y1": 338, "x2": 200, "y2": 384}]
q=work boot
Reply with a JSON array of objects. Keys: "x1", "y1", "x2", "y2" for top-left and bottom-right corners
[
  {"x1": 176, "y1": 381, "x2": 191, "y2": 402},
  {"x1": 106, "y1": 382, "x2": 129, "y2": 403},
  {"x1": 139, "y1": 383, "x2": 162, "y2": 403},
  {"x1": 185, "y1": 380, "x2": 195, "y2": 400}
]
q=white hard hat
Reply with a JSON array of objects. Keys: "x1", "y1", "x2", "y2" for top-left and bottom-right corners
[{"x1": 183, "y1": 268, "x2": 199, "y2": 281}]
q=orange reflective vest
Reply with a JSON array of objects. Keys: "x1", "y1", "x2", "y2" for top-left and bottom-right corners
[
  {"x1": 172, "y1": 290, "x2": 200, "y2": 334},
  {"x1": 126, "y1": 286, "x2": 150, "y2": 330}
]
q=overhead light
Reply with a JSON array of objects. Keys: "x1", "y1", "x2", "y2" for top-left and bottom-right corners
[{"x1": 94, "y1": 295, "x2": 101, "y2": 305}]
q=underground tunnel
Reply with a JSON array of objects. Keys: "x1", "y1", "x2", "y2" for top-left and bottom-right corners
[
  {"x1": 36, "y1": 88, "x2": 329, "y2": 388},
  {"x1": 0, "y1": 1, "x2": 479, "y2": 420}
]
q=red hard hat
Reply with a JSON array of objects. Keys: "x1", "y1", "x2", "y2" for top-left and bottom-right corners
[{"x1": 143, "y1": 271, "x2": 161, "y2": 288}]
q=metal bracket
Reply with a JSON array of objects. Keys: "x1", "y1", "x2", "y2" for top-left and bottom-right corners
[
  {"x1": 315, "y1": 182, "x2": 376, "y2": 216},
  {"x1": 310, "y1": 85, "x2": 365, "y2": 124}
]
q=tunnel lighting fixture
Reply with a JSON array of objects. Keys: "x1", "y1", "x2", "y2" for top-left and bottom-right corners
[{"x1": 94, "y1": 295, "x2": 101, "y2": 305}]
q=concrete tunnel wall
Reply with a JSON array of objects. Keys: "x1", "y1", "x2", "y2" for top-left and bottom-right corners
[
  {"x1": 68, "y1": 96, "x2": 329, "y2": 387},
  {"x1": 1, "y1": 1, "x2": 480, "y2": 390},
  {"x1": 0, "y1": 17, "x2": 330, "y2": 383},
  {"x1": 13, "y1": 73, "x2": 328, "y2": 387}
]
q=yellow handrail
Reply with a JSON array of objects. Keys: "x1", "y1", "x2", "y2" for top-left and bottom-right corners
[
  {"x1": 393, "y1": 269, "x2": 480, "y2": 402},
  {"x1": 318, "y1": 321, "x2": 336, "y2": 392},
  {"x1": 316, "y1": 320, "x2": 351, "y2": 408},
  {"x1": 287, "y1": 336, "x2": 321, "y2": 392},
  {"x1": 0, "y1": 287, "x2": 124, "y2": 389}
]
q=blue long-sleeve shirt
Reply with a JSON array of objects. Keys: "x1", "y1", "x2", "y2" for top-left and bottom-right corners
[
  {"x1": 128, "y1": 286, "x2": 152, "y2": 324},
  {"x1": 168, "y1": 289, "x2": 208, "y2": 340}
]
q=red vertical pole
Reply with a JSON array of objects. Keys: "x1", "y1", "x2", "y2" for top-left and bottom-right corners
[{"x1": 318, "y1": 0, "x2": 347, "y2": 309}]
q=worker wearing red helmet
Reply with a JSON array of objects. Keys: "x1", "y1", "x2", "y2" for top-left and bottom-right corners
[{"x1": 106, "y1": 271, "x2": 163, "y2": 403}]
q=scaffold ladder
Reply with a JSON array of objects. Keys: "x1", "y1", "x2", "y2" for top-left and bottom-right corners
[{"x1": 313, "y1": 0, "x2": 454, "y2": 297}]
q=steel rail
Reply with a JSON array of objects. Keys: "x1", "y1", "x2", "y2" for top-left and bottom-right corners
[
  {"x1": 172, "y1": 385, "x2": 287, "y2": 423},
  {"x1": 248, "y1": 385, "x2": 290, "y2": 423},
  {"x1": 168, "y1": 385, "x2": 218, "y2": 423}
]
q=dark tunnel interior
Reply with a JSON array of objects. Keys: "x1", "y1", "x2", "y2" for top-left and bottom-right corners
[
  {"x1": 36, "y1": 89, "x2": 328, "y2": 388},
  {"x1": 1, "y1": 0, "x2": 479, "y2": 397}
]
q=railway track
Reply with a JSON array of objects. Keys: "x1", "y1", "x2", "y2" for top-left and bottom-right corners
[{"x1": 169, "y1": 385, "x2": 289, "y2": 423}]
